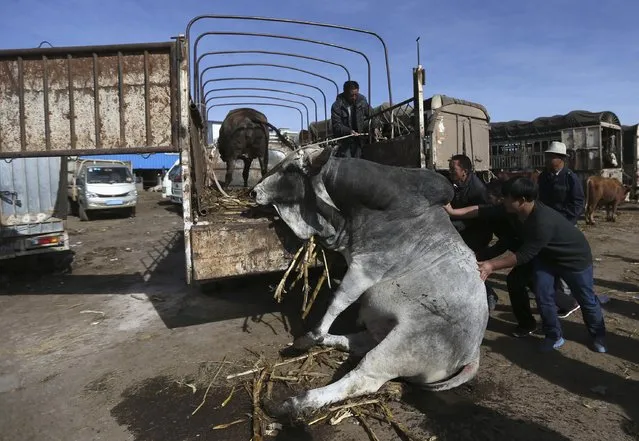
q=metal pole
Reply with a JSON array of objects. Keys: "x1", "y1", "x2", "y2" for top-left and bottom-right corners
[
  {"x1": 200, "y1": 77, "x2": 329, "y2": 136},
  {"x1": 198, "y1": 63, "x2": 339, "y2": 103},
  {"x1": 185, "y1": 14, "x2": 393, "y2": 105},
  {"x1": 207, "y1": 102, "x2": 305, "y2": 131},
  {"x1": 413, "y1": 65, "x2": 427, "y2": 169},
  {"x1": 416, "y1": 37, "x2": 421, "y2": 66},
  {"x1": 204, "y1": 95, "x2": 309, "y2": 128},
  {"x1": 204, "y1": 87, "x2": 318, "y2": 122},
  {"x1": 192, "y1": 31, "x2": 371, "y2": 108},
  {"x1": 197, "y1": 50, "x2": 350, "y2": 81}
]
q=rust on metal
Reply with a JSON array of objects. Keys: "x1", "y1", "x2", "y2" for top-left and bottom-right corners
[
  {"x1": 117, "y1": 52, "x2": 125, "y2": 146},
  {"x1": 42, "y1": 56, "x2": 51, "y2": 150},
  {"x1": 0, "y1": 41, "x2": 178, "y2": 157},
  {"x1": 143, "y1": 50, "x2": 152, "y2": 146},
  {"x1": 92, "y1": 53, "x2": 101, "y2": 147},
  {"x1": 18, "y1": 57, "x2": 26, "y2": 150}
]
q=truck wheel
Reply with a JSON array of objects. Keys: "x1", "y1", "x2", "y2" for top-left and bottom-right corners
[{"x1": 79, "y1": 204, "x2": 90, "y2": 221}]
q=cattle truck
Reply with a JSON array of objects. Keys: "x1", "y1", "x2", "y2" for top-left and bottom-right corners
[
  {"x1": 622, "y1": 124, "x2": 639, "y2": 199},
  {"x1": 0, "y1": 17, "x2": 490, "y2": 285},
  {"x1": 489, "y1": 111, "x2": 625, "y2": 185},
  {"x1": 0, "y1": 156, "x2": 70, "y2": 262}
]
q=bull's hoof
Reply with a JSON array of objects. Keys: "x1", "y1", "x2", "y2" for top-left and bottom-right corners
[
  {"x1": 292, "y1": 331, "x2": 324, "y2": 351},
  {"x1": 262, "y1": 397, "x2": 309, "y2": 425}
]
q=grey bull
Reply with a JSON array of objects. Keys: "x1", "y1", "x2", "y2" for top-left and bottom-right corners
[{"x1": 251, "y1": 147, "x2": 489, "y2": 420}]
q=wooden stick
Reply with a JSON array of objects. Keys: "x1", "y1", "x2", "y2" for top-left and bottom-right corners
[
  {"x1": 212, "y1": 419, "x2": 246, "y2": 430},
  {"x1": 274, "y1": 245, "x2": 305, "y2": 302},
  {"x1": 302, "y1": 270, "x2": 327, "y2": 319},
  {"x1": 321, "y1": 249, "x2": 332, "y2": 289},
  {"x1": 252, "y1": 370, "x2": 267, "y2": 441},
  {"x1": 192, "y1": 356, "x2": 226, "y2": 416},
  {"x1": 220, "y1": 384, "x2": 236, "y2": 408},
  {"x1": 328, "y1": 399, "x2": 380, "y2": 413},
  {"x1": 225, "y1": 348, "x2": 334, "y2": 380}
]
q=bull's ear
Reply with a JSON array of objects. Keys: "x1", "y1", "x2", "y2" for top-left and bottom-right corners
[{"x1": 302, "y1": 147, "x2": 332, "y2": 175}]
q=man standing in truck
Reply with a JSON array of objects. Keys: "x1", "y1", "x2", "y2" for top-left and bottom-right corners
[{"x1": 330, "y1": 80, "x2": 373, "y2": 158}]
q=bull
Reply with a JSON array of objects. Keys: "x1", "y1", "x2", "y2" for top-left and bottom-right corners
[
  {"x1": 251, "y1": 147, "x2": 489, "y2": 420},
  {"x1": 217, "y1": 108, "x2": 294, "y2": 188},
  {"x1": 585, "y1": 175, "x2": 630, "y2": 225}
]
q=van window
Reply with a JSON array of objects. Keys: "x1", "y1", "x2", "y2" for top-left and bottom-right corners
[
  {"x1": 86, "y1": 167, "x2": 133, "y2": 184},
  {"x1": 168, "y1": 164, "x2": 181, "y2": 180}
]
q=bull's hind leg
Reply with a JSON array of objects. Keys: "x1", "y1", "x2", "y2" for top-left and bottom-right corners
[
  {"x1": 268, "y1": 328, "x2": 406, "y2": 420},
  {"x1": 242, "y1": 158, "x2": 252, "y2": 187},
  {"x1": 224, "y1": 160, "x2": 234, "y2": 188}
]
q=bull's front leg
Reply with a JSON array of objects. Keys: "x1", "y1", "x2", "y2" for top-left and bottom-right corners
[{"x1": 292, "y1": 260, "x2": 379, "y2": 351}]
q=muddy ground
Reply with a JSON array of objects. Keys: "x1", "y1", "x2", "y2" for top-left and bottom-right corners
[{"x1": 0, "y1": 191, "x2": 638, "y2": 441}]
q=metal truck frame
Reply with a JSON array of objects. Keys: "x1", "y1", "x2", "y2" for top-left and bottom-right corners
[{"x1": 0, "y1": 15, "x2": 491, "y2": 284}]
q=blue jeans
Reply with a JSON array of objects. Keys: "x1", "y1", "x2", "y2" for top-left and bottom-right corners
[{"x1": 533, "y1": 260, "x2": 605, "y2": 341}]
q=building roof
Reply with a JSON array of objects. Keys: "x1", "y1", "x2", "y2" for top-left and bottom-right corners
[{"x1": 79, "y1": 153, "x2": 179, "y2": 170}]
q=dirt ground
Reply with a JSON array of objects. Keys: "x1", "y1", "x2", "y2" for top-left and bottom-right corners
[{"x1": 1, "y1": 191, "x2": 638, "y2": 441}]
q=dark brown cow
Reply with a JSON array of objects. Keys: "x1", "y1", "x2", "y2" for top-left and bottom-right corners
[
  {"x1": 493, "y1": 170, "x2": 541, "y2": 183},
  {"x1": 585, "y1": 176, "x2": 630, "y2": 225},
  {"x1": 217, "y1": 108, "x2": 294, "y2": 187},
  {"x1": 298, "y1": 129, "x2": 313, "y2": 146}
]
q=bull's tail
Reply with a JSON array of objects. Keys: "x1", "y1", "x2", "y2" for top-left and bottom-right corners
[
  {"x1": 420, "y1": 352, "x2": 480, "y2": 392},
  {"x1": 257, "y1": 120, "x2": 296, "y2": 150}
]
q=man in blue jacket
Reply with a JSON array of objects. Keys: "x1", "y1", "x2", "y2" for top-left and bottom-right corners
[
  {"x1": 538, "y1": 141, "x2": 586, "y2": 318},
  {"x1": 330, "y1": 80, "x2": 373, "y2": 158}
]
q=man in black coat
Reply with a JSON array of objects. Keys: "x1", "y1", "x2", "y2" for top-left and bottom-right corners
[{"x1": 330, "y1": 80, "x2": 373, "y2": 158}]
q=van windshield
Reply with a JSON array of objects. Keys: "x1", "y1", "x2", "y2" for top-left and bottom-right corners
[{"x1": 86, "y1": 167, "x2": 133, "y2": 184}]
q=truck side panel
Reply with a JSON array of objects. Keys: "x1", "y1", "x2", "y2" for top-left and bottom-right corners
[{"x1": 0, "y1": 42, "x2": 178, "y2": 158}]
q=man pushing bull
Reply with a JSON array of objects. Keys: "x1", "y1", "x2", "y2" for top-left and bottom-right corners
[
  {"x1": 446, "y1": 177, "x2": 607, "y2": 353},
  {"x1": 330, "y1": 80, "x2": 373, "y2": 158}
]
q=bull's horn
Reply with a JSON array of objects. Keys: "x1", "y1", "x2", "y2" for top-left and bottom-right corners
[{"x1": 303, "y1": 147, "x2": 332, "y2": 174}]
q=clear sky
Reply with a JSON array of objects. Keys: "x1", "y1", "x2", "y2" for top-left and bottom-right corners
[{"x1": 1, "y1": 0, "x2": 637, "y2": 131}]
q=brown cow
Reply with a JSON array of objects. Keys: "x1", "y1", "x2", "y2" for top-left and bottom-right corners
[
  {"x1": 493, "y1": 170, "x2": 541, "y2": 183},
  {"x1": 585, "y1": 176, "x2": 630, "y2": 225}
]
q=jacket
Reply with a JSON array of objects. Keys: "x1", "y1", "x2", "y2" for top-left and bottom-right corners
[
  {"x1": 330, "y1": 92, "x2": 372, "y2": 138},
  {"x1": 450, "y1": 173, "x2": 493, "y2": 252},
  {"x1": 538, "y1": 168, "x2": 585, "y2": 224}
]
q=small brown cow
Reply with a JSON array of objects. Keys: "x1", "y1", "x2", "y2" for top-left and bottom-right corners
[{"x1": 585, "y1": 176, "x2": 630, "y2": 225}]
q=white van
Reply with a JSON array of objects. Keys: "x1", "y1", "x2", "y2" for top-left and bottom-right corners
[
  {"x1": 68, "y1": 159, "x2": 137, "y2": 221},
  {"x1": 162, "y1": 159, "x2": 180, "y2": 199}
]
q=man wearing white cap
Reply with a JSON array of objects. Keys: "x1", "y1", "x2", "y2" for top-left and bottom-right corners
[{"x1": 538, "y1": 141, "x2": 585, "y2": 317}]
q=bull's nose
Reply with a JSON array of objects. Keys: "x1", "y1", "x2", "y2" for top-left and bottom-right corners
[{"x1": 249, "y1": 190, "x2": 257, "y2": 199}]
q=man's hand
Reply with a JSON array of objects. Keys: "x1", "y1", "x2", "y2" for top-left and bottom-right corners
[
  {"x1": 443, "y1": 203, "x2": 454, "y2": 215},
  {"x1": 350, "y1": 130, "x2": 360, "y2": 136},
  {"x1": 478, "y1": 260, "x2": 494, "y2": 281}
]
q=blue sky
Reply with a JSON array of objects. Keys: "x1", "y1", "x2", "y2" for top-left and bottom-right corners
[{"x1": 1, "y1": 0, "x2": 637, "y2": 131}]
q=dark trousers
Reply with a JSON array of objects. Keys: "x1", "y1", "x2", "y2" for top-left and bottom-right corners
[
  {"x1": 533, "y1": 261, "x2": 606, "y2": 341},
  {"x1": 506, "y1": 263, "x2": 536, "y2": 329}
]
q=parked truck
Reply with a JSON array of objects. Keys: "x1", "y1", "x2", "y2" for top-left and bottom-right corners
[
  {"x1": 0, "y1": 156, "x2": 70, "y2": 261},
  {"x1": 67, "y1": 158, "x2": 137, "y2": 221},
  {"x1": 0, "y1": 19, "x2": 490, "y2": 284}
]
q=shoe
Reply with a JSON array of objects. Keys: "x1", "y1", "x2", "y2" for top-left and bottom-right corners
[
  {"x1": 540, "y1": 337, "x2": 565, "y2": 352},
  {"x1": 591, "y1": 339, "x2": 607, "y2": 353},
  {"x1": 558, "y1": 305, "x2": 580, "y2": 319},
  {"x1": 512, "y1": 326, "x2": 537, "y2": 338}
]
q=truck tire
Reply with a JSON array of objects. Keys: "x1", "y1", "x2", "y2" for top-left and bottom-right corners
[{"x1": 79, "y1": 204, "x2": 90, "y2": 221}]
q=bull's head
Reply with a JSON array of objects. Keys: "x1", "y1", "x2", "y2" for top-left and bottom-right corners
[{"x1": 251, "y1": 146, "x2": 341, "y2": 242}]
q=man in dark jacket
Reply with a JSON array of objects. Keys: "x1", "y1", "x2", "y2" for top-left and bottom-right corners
[
  {"x1": 448, "y1": 154, "x2": 497, "y2": 310},
  {"x1": 330, "y1": 80, "x2": 372, "y2": 158},
  {"x1": 448, "y1": 154, "x2": 493, "y2": 252},
  {"x1": 476, "y1": 177, "x2": 606, "y2": 353},
  {"x1": 538, "y1": 141, "x2": 586, "y2": 318}
]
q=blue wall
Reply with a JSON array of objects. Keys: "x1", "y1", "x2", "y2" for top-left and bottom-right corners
[{"x1": 79, "y1": 153, "x2": 179, "y2": 170}]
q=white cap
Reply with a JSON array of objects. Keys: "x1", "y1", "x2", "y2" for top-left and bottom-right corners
[{"x1": 545, "y1": 141, "x2": 567, "y2": 156}]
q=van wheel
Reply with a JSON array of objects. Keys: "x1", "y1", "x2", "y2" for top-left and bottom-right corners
[
  {"x1": 79, "y1": 204, "x2": 90, "y2": 221},
  {"x1": 128, "y1": 207, "x2": 136, "y2": 218}
]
